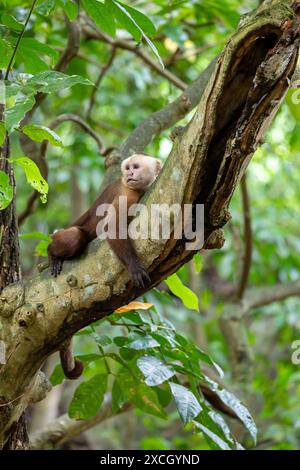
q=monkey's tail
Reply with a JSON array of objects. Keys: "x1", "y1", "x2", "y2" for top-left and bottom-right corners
[{"x1": 60, "y1": 338, "x2": 84, "y2": 380}]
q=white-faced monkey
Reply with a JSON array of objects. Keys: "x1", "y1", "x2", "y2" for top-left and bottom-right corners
[{"x1": 47, "y1": 153, "x2": 162, "y2": 378}]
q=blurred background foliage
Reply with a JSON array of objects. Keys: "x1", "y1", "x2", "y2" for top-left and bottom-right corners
[{"x1": 1, "y1": 0, "x2": 300, "y2": 450}]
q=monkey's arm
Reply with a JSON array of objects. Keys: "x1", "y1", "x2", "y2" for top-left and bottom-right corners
[
  {"x1": 108, "y1": 237, "x2": 151, "y2": 288},
  {"x1": 107, "y1": 196, "x2": 151, "y2": 288}
]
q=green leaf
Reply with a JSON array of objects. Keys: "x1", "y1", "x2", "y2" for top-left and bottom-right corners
[
  {"x1": 137, "y1": 356, "x2": 175, "y2": 386},
  {"x1": 113, "y1": 1, "x2": 156, "y2": 37},
  {"x1": 111, "y1": 377, "x2": 125, "y2": 413},
  {"x1": 82, "y1": 0, "x2": 116, "y2": 37},
  {"x1": 68, "y1": 374, "x2": 108, "y2": 420},
  {"x1": 49, "y1": 364, "x2": 65, "y2": 386},
  {"x1": 117, "y1": 368, "x2": 167, "y2": 419},
  {"x1": 26, "y1": 71, "x2": 93, "y2": 94},
  {"x1": 5, "y1": 96, "x2": 35, "y2": 133},
  {"x1": 165, "y1": 274, "x2": 199, "y2": 312},
  {"x1": 0, "y1": 39, "x2": 12, "y2": 68},
  {"x1": 19, "y1": 38, "x2": 58, "y2": 60},
  {"x1": 21, "y1": 125, "x2": 63, "y2": 147},
  {"x1": 34, "y1": 240, "x2": 50, "y2": 257},
  {"x1": 19, "y1": 231, "x2": 52, "y2": 257},
  {"x1": 129, "y1": 335, "x2": 159, "y2": 350},
  {"x1": 1, "y1": 13, "x2": 23, "y2": 31},
  {"x1": 109, "y1": 0, "x2": 163, "y2": 68},
  {"x1": 58, "y1": 0, "x2": 78, "y2": 21},
  {"x1": 193, "y1": 421, "x2": 232, "y2": 450},
  {"x1": 0, "y1": 170, "x2": 13, "y2": 210},
  {"x1": 36, "y1": 0, "x2": 56, "y2": 16},
  {"x1": 93, "y1": 333, "x2": 112, "y2": 346},
  {"x1": 19, "y1": 231, "x2": 52, "y2": 242},
  {"x1": 0, "y1": 121, "x2": 5, "y2": 146},
  {"x1": 169, "y1": 382, "x2": 202, "y2": 425},
  {"x1": 193, "y1": 252, "x2": 202, "y2": 273},
  {"x1": 9, "y1": 156, "x2": 48, "y2": 203},
  {"x1": 17, "y1": 49, "x2": 49, "y2": 74},
  {"x1": 204, "y1": 377, "x2": 257, "y2": 443}
]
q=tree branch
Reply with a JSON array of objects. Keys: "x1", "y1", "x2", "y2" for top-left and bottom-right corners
[
  {"x1": 86, "y1": 46, "x2": 117, "y2": 120},
  {"x1": 236, "y1": 174, "x2": 253, "y2": 300},
  {"x1": 30, "y1": 395, "x2": 133, "y2": 450},
  {"x1": 18, "y1": 113, "x2": 114, "y2": 226},
  {"x1": 82, "y1": 25, "x2": 188, "y2": 91},
  {"x1": 244, "y1": 279, "x2": 300, "y2": 310}
]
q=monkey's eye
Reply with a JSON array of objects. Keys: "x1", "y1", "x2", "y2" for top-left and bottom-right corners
[
  {"x1": 133, "y1": 164, "x2": 139, "y2": 169},
  {"x1": 126, "y1": 165, "x2": 130, "y2": 170}
]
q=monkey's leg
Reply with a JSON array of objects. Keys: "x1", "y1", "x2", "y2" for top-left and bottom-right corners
[
  {"x1": 49, "y1": 255, "x2": 63, "y2": 277},
  {"x1": 48, "y1": 227, "x2": 88, "y2": 276}
]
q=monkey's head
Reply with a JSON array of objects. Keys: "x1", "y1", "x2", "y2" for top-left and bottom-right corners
[{"x1": 121, "y1": 154, "x2": 162, "y2": 191}]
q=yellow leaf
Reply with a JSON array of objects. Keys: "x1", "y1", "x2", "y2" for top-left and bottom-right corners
[{"x1": 115, "y1": 301, "x2": 153, "y2": 313}]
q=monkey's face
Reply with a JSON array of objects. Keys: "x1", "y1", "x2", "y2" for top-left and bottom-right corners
[{"x1": 121, "y1": 154, "x2": 162, "y2": 191}]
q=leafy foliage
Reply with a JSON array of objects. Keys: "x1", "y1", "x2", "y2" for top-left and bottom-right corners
[
  {"x1": 21, "y1": 125, "x2": 63, "y2": 147},
  {"x1": 9, "y1": 157, "x2": 48, "y2": 202},
  {"x1": 0, "y1": 170, "x2": 13, "y2": 209}
]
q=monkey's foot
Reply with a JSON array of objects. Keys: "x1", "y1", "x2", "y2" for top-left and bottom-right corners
[
  {"x1": 50, "y1": 257, "x2": 63, "y2": 277},
  {"x1": 130, "y1": 265, "x2": 151, "y2": 288}
]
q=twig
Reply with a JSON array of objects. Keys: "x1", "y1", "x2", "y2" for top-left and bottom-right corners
[
  {"x1": 119, "y1": 57, "x2": 217, "y2": 158},
  {"x1": 83, "y1": 25, "x2": 188, "y2": 91},
  {"x1": 18, "y1": 114, "x2": 115, "y2": 226},
  {"x1": 30, "y1": 395, "x2": 133, "y2": 450},
  {"x1": 20, "y1": 16, "x2": 81, "y2": 127},
  {"x1": 46, "y1": 113, "x2": 107, "y2": 153},
  {"x1": 244, "y1": 279, "x2": 300, "y2": 311},
  {"x1": 54, "y1": 16, "x2": 81, "y2": 73},
  {"x1": 86, "y1": 46, "x2": 117, "y2": 120},
  {"x1": 5, "y1": 0, "x2": 38, "y2": 80},
  {"x1": 236, "y1": 174, "x2": 253, "y2": 300}
]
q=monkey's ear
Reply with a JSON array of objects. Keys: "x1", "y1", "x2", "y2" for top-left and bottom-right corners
[{"x1": 155, "y1": 159, "x2": 162, "y2": 175}]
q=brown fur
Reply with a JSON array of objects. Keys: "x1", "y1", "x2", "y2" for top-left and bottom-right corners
[{"x1": 47, "y1": 154, "x2": 162, "y2": 379}]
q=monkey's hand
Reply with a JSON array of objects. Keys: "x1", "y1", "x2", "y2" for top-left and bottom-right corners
[
  {"x1": 129, "y1": 262, "x2": 151, "y2": 288},
  {"x1": 49, "y1": 256, "x2": 63, "y2": 277}
]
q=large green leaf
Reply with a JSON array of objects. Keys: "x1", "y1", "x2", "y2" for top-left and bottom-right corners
[
  {"x1": 58, "y1": 0, "x2": 78, "y2": 21},
  {"x1": 0, "y1": 13, "x2": 23, "y2": 31},
  {"x1": 9, "y1": 156, "x2": 48, "y2": 202},
  {"x1": 0, "y1": 170, "x2": 13, "y2": 210},
  {"x1": 204, "y1": 377, "x2": 257, "y2": 443},
  {"x1": 19, "y1": 231, "x2": 52, "y2": 242},
  {"x1": 26, "y1": 71, "x2": 93, "y2": 94},
  {"x1": 116, "y1": 368, "x2": 167, "y2": 419},
  {"x1": 129, "y1": 334, "x2": 160, "y2": 350},
  {"x1": 137, "y1": 355, "x2": 175, "y2": 386},
  {"x1": 0, "y1": 39, "x2": 12, "y2": 68},
  {"x1": 17, "y1": 49, "x2": 49, "y2": 74},
  {"x1": 4, "y1": 96, "x2": 35, "y2": 133},
  {"x1": 21, "y1": 124, "x2": 63, "y2": 147},
  {"x1": 82, "y1": 0, "x2": 116, "y2": 37},
  {"x1": 68, "y1": 374, "x2": 108, "y2": 420},
  {"x1": 19, "y1": 38, "x2": 58, "y2": 61},
  {"x1": 36, "y1": 0, "x2": 56, "y2": 16},
  {"x1": 193, "y1": 421, "x2": 232, "y2": 450},
  {"x1": 169, "y1": 382, "x2": 202, "y2": 425},
  {"x1": 165, "y1": 273, "x2": 199, "y2": 312},
  {"x1": 113, "y1": 1, "x2": 156, "y2": 37},
  {"x1": 108, "y1": 0, "x2": 163, "y2": 67}
]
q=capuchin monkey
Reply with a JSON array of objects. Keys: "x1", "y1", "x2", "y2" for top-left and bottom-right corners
[{"x1": 48, "y1": 154, "x2": 162, "y2": 379}]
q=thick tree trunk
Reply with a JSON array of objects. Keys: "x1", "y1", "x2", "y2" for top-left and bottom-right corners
[{"x1": 0, "y1": 138, "x2": 27, "y2": 448}]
